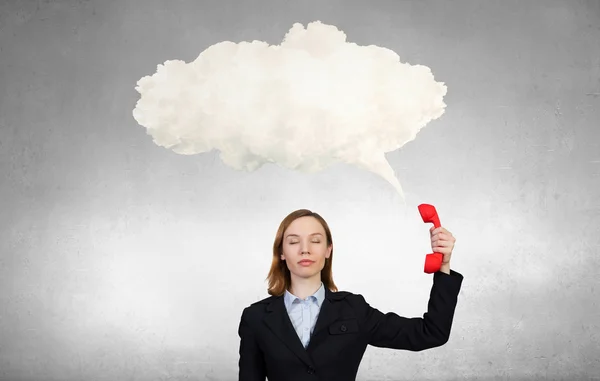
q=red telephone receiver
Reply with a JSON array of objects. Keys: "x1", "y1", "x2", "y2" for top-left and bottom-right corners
[{"x1": 418, "y1": 203, "x2": 443, "y2": 274}]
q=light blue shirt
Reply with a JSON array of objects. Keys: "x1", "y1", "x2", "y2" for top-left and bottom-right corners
[{"x1": 283, "y1": 282, "x2": 325, "y2": 348}]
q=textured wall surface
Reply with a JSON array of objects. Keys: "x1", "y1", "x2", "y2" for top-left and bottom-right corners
[{"x1": 1, "y1": 0, "x2": 599, "y2": 380}]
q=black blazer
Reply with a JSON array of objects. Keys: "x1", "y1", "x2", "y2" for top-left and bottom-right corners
[{"x1": 238, "y1": 269, "x2": 463, "y2": 381}]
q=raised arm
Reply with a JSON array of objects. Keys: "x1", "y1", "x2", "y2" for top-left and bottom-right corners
[{"x1": 361, "y1": 269, "x2": 463, "y2": 351}]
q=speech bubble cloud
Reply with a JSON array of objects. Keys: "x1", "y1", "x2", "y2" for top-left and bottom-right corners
[{"x1": 132, "y1": 21, "x2": 447, "y2": 203}]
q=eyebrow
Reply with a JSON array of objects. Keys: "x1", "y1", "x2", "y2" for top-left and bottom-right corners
[{"x1": 285, "y1": 233, "x2": 323, "y2": 238}]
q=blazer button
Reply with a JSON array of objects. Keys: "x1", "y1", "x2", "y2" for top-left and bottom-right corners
[
  {"x1": 306, "y1": 366, "x2": 315, "y2": 374},
  {"x1": 340, "y1": 324, "x2": 347, "y2": 332}
]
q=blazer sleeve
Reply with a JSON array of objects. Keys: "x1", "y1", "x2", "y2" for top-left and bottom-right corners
[
  {"x1": 238, "y1": 307, "x2": 267, "y2": 381},
  {"x1": 360, "y1": 269, "x2": 464, "y2": 351}
]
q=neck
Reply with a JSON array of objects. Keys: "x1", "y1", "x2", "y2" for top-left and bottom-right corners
[{"x1": 289, "y1": 275, "x2": 322, "y2": 300}]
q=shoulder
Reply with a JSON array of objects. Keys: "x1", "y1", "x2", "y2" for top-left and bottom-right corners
[
  {"x1": 239, "y1": 295, "x2": 277, "y2": 322},
  {"x1": 249, "y1": 295, "x2": 277, "y2": 308},
  {"x1": 328, "y1": 290, "x2": 371, "y2": 314},
  {"x1": 330, "y1": 290, "x2": 360, "y2": 301},
  {"x1": 240, "y1": 290, "x2": 367, "y2": 315},
  {"x1": 332, "y1": 290, "x2": 369, "y2": 306},
  {"x1": 328, "y1": 290, "x2": 372, "y2": 320}
]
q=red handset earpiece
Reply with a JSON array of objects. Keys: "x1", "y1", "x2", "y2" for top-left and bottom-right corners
[{"x1": 418, "y1": 204, "x2": 443, "y2": 274}]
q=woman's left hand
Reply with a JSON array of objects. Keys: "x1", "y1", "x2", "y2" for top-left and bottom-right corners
[{"x1": 430, "y1": 226, "x2": 456, "y2": 265}]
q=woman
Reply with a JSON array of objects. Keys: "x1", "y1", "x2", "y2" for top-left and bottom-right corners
[{"x1": 238, "y1": 209, "x2": 463, "y2": 381}]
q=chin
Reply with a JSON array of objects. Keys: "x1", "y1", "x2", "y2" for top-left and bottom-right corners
[{"x1": 295, "y1": 268, "x2": 319, "y2": 276}]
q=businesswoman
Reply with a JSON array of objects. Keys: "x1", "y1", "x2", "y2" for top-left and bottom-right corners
[{"x1": 238, "y1": 209, "x2": 463, "y2": 381}]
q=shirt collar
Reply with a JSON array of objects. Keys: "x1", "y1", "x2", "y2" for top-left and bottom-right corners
[{"x1": 284, "y1": 282, "x2": 325, "y2": 309}]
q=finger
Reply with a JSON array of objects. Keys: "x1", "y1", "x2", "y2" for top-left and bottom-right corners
[
  {"x1": 436, "y1": 233, "x2": 456, "y2": 242},
  {"x1": 437, "y1": 227, "x2": 452, "y2": 235},
  {"x1": 432, "y1": 239, "x2": 454, "y2": 247}
]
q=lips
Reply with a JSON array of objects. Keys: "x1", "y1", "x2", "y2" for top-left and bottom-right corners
[{"x1": 298, "y1": 260, "x2": 315, "y2": 264}]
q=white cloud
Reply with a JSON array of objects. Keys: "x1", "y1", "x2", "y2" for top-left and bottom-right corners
[{"x1": 132, "y1": 21, "x2": 447, "y2": 202}]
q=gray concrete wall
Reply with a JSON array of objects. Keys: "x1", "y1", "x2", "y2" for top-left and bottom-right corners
[{"x1": 1, "y1": 0, "x2": 599, "y2": 380}]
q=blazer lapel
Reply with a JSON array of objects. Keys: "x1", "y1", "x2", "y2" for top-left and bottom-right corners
[
  {"x1": 311, "y1": 288, "x2": 344, "y2": 338},
  {"x1": 263, "y1": 295, "x2": 314, "y2": 367},
  {"x1": 306, "y1": 287, "x2": 346, "y2": 351},
  {"x1": 262, "y1": 287, "x2": 347, "y2": 367}
]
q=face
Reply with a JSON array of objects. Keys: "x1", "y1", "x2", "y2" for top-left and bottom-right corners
[{"x1": 280, "y1": 216, "x2": 332, "y2": 281}]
